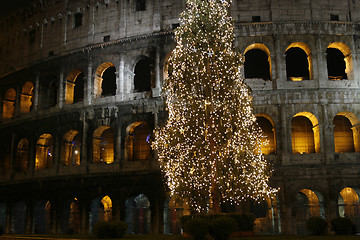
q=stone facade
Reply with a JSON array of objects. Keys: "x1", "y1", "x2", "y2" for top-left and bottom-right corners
[{"x1": 0, "y1": 0, "x2": 360, "y2": 235}]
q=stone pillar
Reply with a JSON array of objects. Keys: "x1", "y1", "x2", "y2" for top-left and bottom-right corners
[
  {"x1": 352, "y1": 124, "x2": 360, "y2": 152},
  {"x1": 54, "y1": 132, "x2": 61, "y2": 173},
  {"x1": 9, "y1": 134, "x2": 16, "y2": 179},
  {"x1": 33, "y1": 72, "x2": 40, "y2": 111},
  {"x1": 316, "y1": 37, "x2": 328, "y2": 87},
  {"x1": 79, "y1": 198, "x2": 89, "y2": 234},
  {"x1": 150, "y1": 194, "x2": 164, "y2": 234},
  {"x1": 80, "y1": 111, "x2": 88, "y2": 167},
  {"x1": 279, "y1": 105, "x2": 290, "y2": 164},
  {"x1": 273, "y1": 34, "x2": 286, "y2": 87},
  {"x1": 5, "y1": 201, "x2": 12, "y2": 234},
  {"x1": 25, "y1": 200, "x2": 33, "y2": 234},
  {"x1": 14, "y1": 86, "x2": 21, "y2": 117},
  {"x1": 152, "y1": 47, "x2": 161, "y2": 97},
  {"x1": 58, "y1": 68, "x2": 65, "y2": 108},
  {"x1": 118, "y1": 55, "x2": 125, "y2": 97},
  {"x1": 85, "y1": 62, "x2": 93, "y2": 106},
  {"x1": 322, "y1": 104, "x2": 335, "y2": 163},
  {"x1": 114, "y1": 119, "x2": 122, "y2": 166}
]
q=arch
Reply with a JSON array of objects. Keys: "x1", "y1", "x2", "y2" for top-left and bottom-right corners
[
  {"x1": 94, "y1": 62, "x2": 116, "y2": 98},
  {"x1": 256, "y1": 114, "x2": 276, "y2": 154},
  {"x1": 89, "y1": 195, "x2": 113, "y2": 232},
  {"x1": 134, "y1": 58, "x2": 152, "y2": 92},
  {"x1": 125, "y1": 122, "x2": 151, "y2": 161},
  {"x1": 33, "y1": 200, "x2": 51, "y2": 234},
  {"x1": 291, "y1": 112, "x2": 320, "y2": 154},
  {"x1": 35, "y1": 134, "x2": 54, "y2": 170},
  {"x1": 327, "y1": 42, "x2": 352, "y2": 80},
  {"x1": 61, "y1": 130, "x2": 81, "y2": 166},
  {"x1": 2, "y1": 88, "x2": 16, "y2": 119},
  {"x1": 295, "y1": 189, "x2": 325, "y2": 234},
  {"x1": 244, "y1": 43, "x2": 271, "y2": 80},
  {"x1": 334, "y1": 112, "x2": 360, "y2": 152},
  {"x1": 338, "y1": 187, "x2": 360, "y2": 223},
  {"x1": 69, "y1": 198, "x2": 80, "y2": 234},
  {"x1": 0, "y1": 141, "x2": 11, "y2": 175},
  {"x1": 285, "y1": 42, "x2": 312, "y2": 81},
  {"x1": 48, "y1": 79, "x2": 58, "y2": 108},
  {"x1": 125, "y1": 194, "x2": 151, "y2": 234},
  {"x1": 163, "y1": 195, "x2": 190, "y2": 234},
  {"x1": 92, "y1": 126, "x2": 114, "y2": 164},
  {"x1": 15, "y1": 138, "x2": 29, "y2": 173},
  {"x1": 12, "y1": 201, "x2": 26, "y2": 234},
  {"x1": 20, "y1": 81, "x2": 34, "y2": 113},
  {"x1": 65, "y1": 69, "x2": 84, "y2": 104}
]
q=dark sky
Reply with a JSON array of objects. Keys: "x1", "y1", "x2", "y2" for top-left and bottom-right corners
[{"x1": 0, "y1": 0, "x2": 34, "y2": 17}]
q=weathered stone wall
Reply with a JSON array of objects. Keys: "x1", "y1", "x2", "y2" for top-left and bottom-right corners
[{"x1": 1, "y1": 0, "x2": 360, "y2": 236}]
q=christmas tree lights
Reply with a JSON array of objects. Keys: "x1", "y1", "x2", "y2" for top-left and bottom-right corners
[{"x1": 152, "y1": 0, "x2": 277, "y2": 213}]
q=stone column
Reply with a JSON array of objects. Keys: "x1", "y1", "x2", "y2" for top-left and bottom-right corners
[
  {"x1": 351, "y1": 124, "x2": 360, "y2": 152},
  {"x1": 14, "y1": 85, "x2": 21, "y2": 117},
  {"x1": 25, "y1": 200, "x2": 33, "y2": 234},
  {"x1": 33, "y1": 72, "x2": 40, "y2": 111},
  {"x1": 279, "y1": 105, "x2": 290, "y2": 164},
  {"x1": 79, "y1": 198, "x2": 89, "y2": 234},
  {"x1": 54, "y1": 132, "x2": 61, "y2": 173},
  {"x1": 85, "y1": 62, "x2": 93, "y2": 106},
  {"x1": 5, "y1": 201, "x2": 12, "y2": 234},
  {"x1": 58, "y1": 68, "x2": 65, "y2": 108},
  {"x1": 114, "y1": 118, "x2": 122, "y2": 166},
  {"x1": 80, "y1": 111, "x2": 88, "y2": 168},
  {"x1": 152, "y1": 47, "x2": 161, "y2": 97},
  {"x1": 316, "y1": 37, "x2": 328, "y2": 87},
  {"x1": 273, "y1": 34, "x2": 286, "y2": 88},
  {"x1": 118, "y1": 55, "x2": 125, "y2": 98}
]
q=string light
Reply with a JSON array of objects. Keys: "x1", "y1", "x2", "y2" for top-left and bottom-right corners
[{"x1": 152, "y1": 0, "x2": 277, "y2": 213}]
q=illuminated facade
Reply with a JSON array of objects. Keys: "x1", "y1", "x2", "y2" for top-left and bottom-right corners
[{"x1": 0, "y1": 0, "x2": 360, "y2": 235}]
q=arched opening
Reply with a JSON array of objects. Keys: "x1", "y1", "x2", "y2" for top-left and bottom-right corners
[
  {"x1": 2, "y1": 88, "x2": 16, "y2": 119},
  {"x1": 327, "y1": 42, "x2": 351, "y2": 80},
  {"x1": 101, "y1": 66, "x2": 116, "y2": 96},
  {"x1": 256, "y1": 115, "x2": 276, "y2": 154},
  {"x1": 48, "y1": 79, "x2": 58, "y2": 108},
  {"x1": 15, "y1": 138, "x2": 29, "y2": 173},
  {"x1": 134, "y1": 58, "x2": 151, "y2": 92},
  {"x1": 93, "y1": 126, "x2": 114, "y2": 164},
  {"x1": 285, "y1": 43, "x2": 312, "y2": 81},
  {"x1": 61, "y1": 130, "x2": 81, "y2": 166},
  {"x1": 295, "y1": 189, "x2": 324, "y2": 235},
  {"x1": 12, "y1": 201, "x2": 26, "y2": 234},
  {"x1": 0, "y1": 141, "x2": 11, "y2": 175},
  {"x1": 69, "y1": 198, "x2": 80, "y2": 234},
  {"x1": 125, "y1": 194, "x2": 151, "y2": 234},
  {"x1": 94, "y1": 62, "x2": 116, "y2": 98},
  {"x1": 33, "y1": 200, "x2": 51, "y2": 234},
  {"x1": 338, "y1": 187, "x2": 360, "y2": 228},
  {"x1": 89, "y1": 195, "x2": 113, "y2": 232},
  {"x1": 334, "y1": 112, "x2": 360, "y2": 153},
  {"x1": 334, "y1": 115, "x2": 354, "y2": 153},
  {"x1": 244, "y1": 47, "x2": 271, "y2": 80},
  {"x1": 35, "y1": 134, "x2": 54, "y2": 170},
  {"x1": 126, "y1": 122, "x2": 151, "y2": 161},
  {"x1": 291, "y1": 112, "x2": 320, "y2": 154},
  {"x1": 163, "y1": 196, "x2": 190, "y2": 235},
  {"x1": 65, "y1": 70, "x2": 84, "y2": 104},
  {"x1": 61, "y1": 198, "x2": 80, "y2": 234},
  {"x1": 20, "y1": 81, "x2": 34, "y2": 113}
]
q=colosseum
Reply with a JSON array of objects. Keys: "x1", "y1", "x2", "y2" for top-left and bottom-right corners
[{"x1": 0, "y1": 0, "x2": 360, "y2": 236}]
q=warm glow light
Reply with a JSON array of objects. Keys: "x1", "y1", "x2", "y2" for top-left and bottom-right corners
[{"x1": 152, "y1": 0, "x2": 277, "y2": 213}]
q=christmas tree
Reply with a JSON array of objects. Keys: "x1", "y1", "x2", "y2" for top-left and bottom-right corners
[{"x1": 153, "y1": 0, "x2": 277, "y2": 213}]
